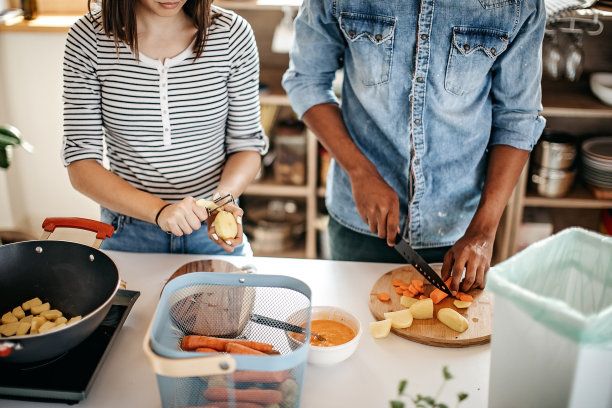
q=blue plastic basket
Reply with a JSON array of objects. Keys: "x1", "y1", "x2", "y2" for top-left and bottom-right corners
[{"x1": 144, "y1": 272, "x2": 312, "y2": 408}]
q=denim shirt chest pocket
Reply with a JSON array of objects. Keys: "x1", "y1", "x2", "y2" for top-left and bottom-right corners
[
  {"x1": 445, "y1": 27, "x2": 509, "y2": 96},
  {"x1": 339, "y1": 12, "x2": 396, "y2": 86}
]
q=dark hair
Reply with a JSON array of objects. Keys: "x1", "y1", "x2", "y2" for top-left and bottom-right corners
[{"x1": 88, "y1": 0, "x2": 216, "y2": 60}]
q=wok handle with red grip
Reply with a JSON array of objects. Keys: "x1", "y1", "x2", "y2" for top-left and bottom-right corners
[{"x1": 41, "y1": 217, "x2": 114, "y2": 249}]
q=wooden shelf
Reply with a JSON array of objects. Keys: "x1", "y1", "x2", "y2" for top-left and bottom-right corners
[
  {"x1": 541, "y1": 78, "x2": 612, "y2": 118},
  {"x1": 524, "y1": 182, "x2": 612, "y2": 208},
  {"x1": 245, "y1": 181, "x2": 310, "y2": 197}
]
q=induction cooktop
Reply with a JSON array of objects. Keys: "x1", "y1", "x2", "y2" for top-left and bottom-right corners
[{"x1": 0, "y1": 289, "x2": 140, "y2": 404}]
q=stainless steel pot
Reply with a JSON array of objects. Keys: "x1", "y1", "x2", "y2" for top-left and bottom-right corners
[
  {"x1": 533, "y1": 131, "x2": 577, "y2": 170},
  {"x1": 531, "y1": 165, "x2": 576, "y2": 198}
]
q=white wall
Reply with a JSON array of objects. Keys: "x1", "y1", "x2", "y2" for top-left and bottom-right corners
[{"x1": 0, "y1": 32, "x2": 99, "y2": 236}]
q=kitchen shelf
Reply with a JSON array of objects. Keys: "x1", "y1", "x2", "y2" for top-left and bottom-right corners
[{"x1": 524, "y1": 182, "x2": 612, "y2": 208}]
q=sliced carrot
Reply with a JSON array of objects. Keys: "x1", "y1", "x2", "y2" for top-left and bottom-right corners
[
  {"x1": 195, "y1": 347, "x2": 219, "y2": 353},
  {"x1": 429, "y1": 288, "x2": 448, "y2": 305},
  {"x1": 402, "y1": 290, "x2": 415, "y2": 298},
  {"x1": 181, "y1": 335, "x2": 274, "y2": 353},
  {"x1": 395, "y1": 286, "x2": 404, "y2": 295},
  {"x1": 391, "y1": 279, "x2": 405, "y2": 287},
  {"x1": 225, "y1": 342, "x2": 267, "y2": 356},
  {"x1": 377, "y1": 292, "x2": 391, "y2": 302},
  {"x1": 458, "y1": 293, "x2": 474, "y2": 302},
  {"x1": 203, "y1": 387, "x2": 283, "y2": 405},
  {"x1": 411, "y1": 279, "x2": 424, "y2": 293},
  {"x1": 407, "y1": 285, "x2": 419, "y2": 297},
  {"x1": 399, "y1": 284, "x2": 410, "y2": 291},
  {"x1": 418, "y1": 295, "x2": 428, "y2": 300}
]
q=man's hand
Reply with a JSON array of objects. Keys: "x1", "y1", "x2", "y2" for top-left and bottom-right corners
[
  {"x1": 441, "y1": 228, "x2": 494, "y2": 294},
  {"x1": 350, "y1": 172, "x2": 400, "y2": 246}
]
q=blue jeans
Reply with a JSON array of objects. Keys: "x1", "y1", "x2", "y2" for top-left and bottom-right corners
[
  {"x1": 328, "y1": 216, "x2": 450, "y2": 264},
  {"x1": 99, "y1": 207, "x2": 253, "y2": 255}
]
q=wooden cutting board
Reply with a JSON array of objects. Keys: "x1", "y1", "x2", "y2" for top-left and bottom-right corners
[{"x1": 369, "y1": 265, "x2": 493, "y2": 347}]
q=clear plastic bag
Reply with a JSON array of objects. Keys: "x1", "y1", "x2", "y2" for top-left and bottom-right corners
[
  {"x1": 489, "y1": 227, "x2": 612, "y2": 345},
  {"x1": 487, "y1": 227, "x2": 612, "y2": 408}
]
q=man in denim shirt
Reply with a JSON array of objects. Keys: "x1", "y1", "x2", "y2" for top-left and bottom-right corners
[{"x1": 282, "y1": 0, "x2": 546, "y2": 293}]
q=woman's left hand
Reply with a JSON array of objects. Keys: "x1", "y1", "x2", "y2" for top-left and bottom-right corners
[{"x1": 207, "y1": 201, "x2": 244, "y2": 253}]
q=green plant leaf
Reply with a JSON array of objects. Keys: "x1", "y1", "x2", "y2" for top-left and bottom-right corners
[
  {"x1": 457, "y1": 392, "x2": 469, "y2": 402},
  {"x1": 398, "y1": 379, "x2": 408, "y2": 394},
  {"x1": 390, "y1": 400, "x2": 404, "y2": 408},
  {"x1": 442, "y1": 365, "x2": 453, "y2": 380},
  {"x1": 435, "y1": 404, "x2": 448, "y2": 408}
]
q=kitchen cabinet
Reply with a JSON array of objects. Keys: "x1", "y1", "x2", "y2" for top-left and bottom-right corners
[{"x1": 495, "y1": 9, "x2": 612, "y2": 262}]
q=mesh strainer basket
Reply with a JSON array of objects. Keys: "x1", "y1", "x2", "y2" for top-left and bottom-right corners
[{"x1": 144, "y1": 272, "x2": 312, "y2": 408}]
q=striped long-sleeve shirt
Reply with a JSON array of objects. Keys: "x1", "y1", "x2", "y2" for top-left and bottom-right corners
[{"x1": 62, "y1": 7, "x2": 268, "y2": 201}]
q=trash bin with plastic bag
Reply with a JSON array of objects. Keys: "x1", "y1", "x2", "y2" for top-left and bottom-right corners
[{"x1": 487, "y1": 227, "x2": 612, "y2": 408}]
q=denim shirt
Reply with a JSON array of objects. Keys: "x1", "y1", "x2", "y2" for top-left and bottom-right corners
[{"x1": 282, "y1": 0, "x2": 546, "y2": 249}]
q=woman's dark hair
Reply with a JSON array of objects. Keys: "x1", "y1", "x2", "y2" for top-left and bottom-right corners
[{"x1": 88, "y1": 0, "x2": 216, "y2": 60}]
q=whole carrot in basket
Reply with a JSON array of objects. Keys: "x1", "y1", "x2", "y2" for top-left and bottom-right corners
[
  {"x1": 225, "y1": 342, "x2": 267, "y2": 355},
  {"x1": 203, "y1": 387, "x2": 283, "y2": 405},
  {"x1": 181, "y1": 335, "x2": 274, "y2": 353},
  {"x1": 195, "y1": 347, "x2": 219, "y2": 353},
  {"x1": 202, "y1": 402, "x2": 264, "y2": 408},
  {"x1": 233, "y1": 370, "x2": 291, "y2": 383}
]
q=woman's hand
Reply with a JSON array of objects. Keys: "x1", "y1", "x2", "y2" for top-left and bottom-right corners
[
  {"x1": 206, "y1": 201, "x2": 244, "y2": 253},
  {"x1": 156, "y1": 197, "x2": 208, "y2": 236}
]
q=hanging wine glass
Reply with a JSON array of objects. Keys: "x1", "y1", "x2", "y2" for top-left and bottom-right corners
[
  {"x1": 542, "y1": 29, "x2": 563, "y2": 80},
  {"x1": 564, "y1": 32, "x2": 584, "y2": 82}
]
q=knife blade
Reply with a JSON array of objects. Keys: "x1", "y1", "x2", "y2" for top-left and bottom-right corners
[{"x1": 394, "y1": 238, "x2": 453, "y2": 296}]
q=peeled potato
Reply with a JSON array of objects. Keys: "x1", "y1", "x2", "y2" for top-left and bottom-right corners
[
  {"x1": 400, "y1": 295, "x2": 419, "y2": 308},
  {"x1": 369, "y1": 318, "x2": 392, "y2": 339},
  {"x1": 214, "y1": 210, "x2": 238, "y2": 240},
  {"x1": 196, "y1": 199, "x2": 217, "y2": 210},
  {"x1": 409, "y1": 298, "x2": 434, "y2": 319},
  {"x1": 453, "y1": 299, "x2": 472, "y2": 309},
  {"x1": 384, "y1": 309, "x2": 414, "y2": 329},
  {"x1": 437, "y1": 308, "x2": 469, "y2": 333}
]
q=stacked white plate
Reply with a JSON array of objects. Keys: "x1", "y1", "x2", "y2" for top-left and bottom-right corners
[{"x1": 581, "y1": 137, "x2": 612, "y2": 191}]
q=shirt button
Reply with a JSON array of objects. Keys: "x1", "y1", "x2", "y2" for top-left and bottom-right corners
[
  {"x1": 414, "y1": 119, "x2": 421, "y2": 125},
  {"x1": 491, "y1": 47, "x2": 497, "y2": 55},
  {"x1": 163, "y1": 110, "x2": 168, "y2": 114},
  {"x1": 164, "y1": 128, "x2": 169, "y2": 132},
  {"x1": 348, "y1": 29, "x2": 355, "y2": 36},
  {"x1": 420, "y1": 34, "x2": 428, "y2": 41},
  {"x1": 162, "y1": 96, "x2": 167, "y2": 100},
  {"x1": 375, "y1": 34, "x2": 382, "y2": 41},
  {"x1": 416, "y1": 77, "x2": 423, "y2": 83},
  {"x1": 463, "y1": 44, "x2": 470, "y2": 51},
  {"x1": 414, "y1": 158, "x2": 419, "y2": 165},
  {"x1": 161, "y1": 83, "x2": 166, "y2": 87}
]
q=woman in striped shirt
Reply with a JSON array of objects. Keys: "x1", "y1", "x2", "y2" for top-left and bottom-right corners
[{"x1": 62, "y1": 0, "x2": 268, "y2": 254}]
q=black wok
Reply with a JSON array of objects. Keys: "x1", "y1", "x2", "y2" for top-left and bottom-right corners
[{"x1": 0, "y1": 217, "x2": 120, "y2": 364}]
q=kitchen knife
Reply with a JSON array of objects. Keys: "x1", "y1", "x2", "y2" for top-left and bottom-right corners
[{"x1": 394, "y1": 238, "x2": 453, "y2": 296}]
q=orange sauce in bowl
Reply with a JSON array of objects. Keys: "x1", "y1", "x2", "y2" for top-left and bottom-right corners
[{"x1": 309, "y1": 319, "x2": 356, "y2": 347}]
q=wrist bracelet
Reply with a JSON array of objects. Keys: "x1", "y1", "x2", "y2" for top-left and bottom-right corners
[{"x1": 154, "y1": 203, "x2": 171, "y2": 227}]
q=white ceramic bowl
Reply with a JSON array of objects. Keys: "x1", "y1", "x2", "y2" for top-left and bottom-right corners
[
  {"x1": 287, "y1": 305, "x2": 362, "y2": 366},
  {"x1": 590, "y1": 72, "x2": 612, "y2": 106}
]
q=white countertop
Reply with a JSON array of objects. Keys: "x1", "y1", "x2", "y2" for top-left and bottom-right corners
[{"x1": 1, "y1": 252, "x2": 491, "y2": 408}]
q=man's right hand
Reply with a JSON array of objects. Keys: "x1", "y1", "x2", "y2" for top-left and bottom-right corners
[{"x1": 350, "y1": 171, "x2": 400, "y2": 247}]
